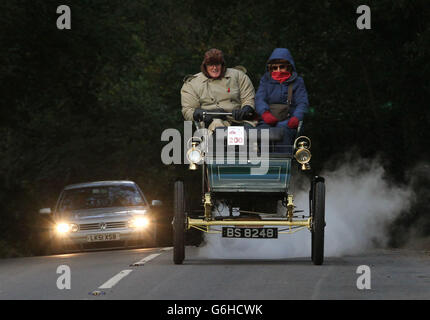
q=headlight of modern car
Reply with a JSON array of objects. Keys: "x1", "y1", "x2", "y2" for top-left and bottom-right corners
[
  {"x1": 56, "y1": 223, "x2": 78, "y2": 234},
  {"x1": 129, "y1": 217, "x2": 149, "y2": 229}
]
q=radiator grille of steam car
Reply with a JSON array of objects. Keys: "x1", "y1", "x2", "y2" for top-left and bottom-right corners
[{"x1": 79, "y1": 221, "x2": 128, "y2": 231}]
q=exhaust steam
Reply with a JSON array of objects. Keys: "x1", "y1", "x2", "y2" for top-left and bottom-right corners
[{"x1": 195, "y1": 155, "x2": 414, "y2": 259}]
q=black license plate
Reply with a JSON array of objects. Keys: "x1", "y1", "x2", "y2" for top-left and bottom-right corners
[{"x1": 222, "y1": 227, "x2": 278, "y2": 239}]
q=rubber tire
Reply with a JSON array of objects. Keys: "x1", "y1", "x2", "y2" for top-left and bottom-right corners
[
  {"x1": 136, "y1": 227, "x2": 157, "y2": 248},
  {"x1": 50, "y1": 243, "x2": 64, "y2": 255},
  {"x1": 49, "y1": 236, "x2": 65, "y2": 255},
  {"x1": 144, "y1": 224, "x2": 158, "y2": 248},
  {"x1": 173, "y1": 181, "x2": 185, "y2": 264},
  {"x1": 150, "y1": 226, "x2": 158, "y2": 248},
  {"x1": 311, "y1": 181, "x2": 325, "y2": 265}
]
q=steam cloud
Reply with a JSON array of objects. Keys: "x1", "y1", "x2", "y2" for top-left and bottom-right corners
[{"x1": 195, "y1": 155, "x2": 414, "y2": 260}]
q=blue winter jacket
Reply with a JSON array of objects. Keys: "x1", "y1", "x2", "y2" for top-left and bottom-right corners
[{"x1": 255, "y1": 48, "x2": 309, "y2": 123}]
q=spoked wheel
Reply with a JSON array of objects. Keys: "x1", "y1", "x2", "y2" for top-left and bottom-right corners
[
  {"x1": 311, "y1": 179, "x2": 325, "y2": 265},
  {"x1": 173, "y1": 180, "x2": 186, "y2": 264}
]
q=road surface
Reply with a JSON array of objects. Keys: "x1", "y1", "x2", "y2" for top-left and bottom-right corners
[{"x1": 0, "y1": 246, "x2": 429, "y2": 300}]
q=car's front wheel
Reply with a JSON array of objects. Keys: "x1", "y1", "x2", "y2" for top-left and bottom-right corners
[
  {"x1": 173, "y1": 180, "x2": 185, "y2": 264},
  {"x1": 311, "y1": 180, "x2": 325, "y2": 265},
  {"x1": 147, "y1": 226, "x2": 158, "y2": 248},
  {"x1": 49, "y1": 241, "x2": 65, "y2": 255}
]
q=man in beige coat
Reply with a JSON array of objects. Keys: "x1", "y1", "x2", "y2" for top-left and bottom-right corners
[{"x1": 181, "y1": 48, "x2": 257, "y2": 131}]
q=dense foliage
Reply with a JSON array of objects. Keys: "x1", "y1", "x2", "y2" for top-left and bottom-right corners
[{"x1": 0, "y1": 0, "x2": 428, "y2": 256}]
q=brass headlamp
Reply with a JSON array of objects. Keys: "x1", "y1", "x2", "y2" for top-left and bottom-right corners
[
  {"x1": 293, "y1": 136, "x2": 312, "y2": 170},
  {"x1": 186, "y1": 137, "x2": 204, "y2": 170}
]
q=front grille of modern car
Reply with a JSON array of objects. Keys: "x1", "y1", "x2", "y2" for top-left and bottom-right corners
[
  {"x1": 79, "y1": 221, "x2": 128, "y2": 231},
  {"x1": 106, "y1": 221, "x2": 128, "y2": 229}
]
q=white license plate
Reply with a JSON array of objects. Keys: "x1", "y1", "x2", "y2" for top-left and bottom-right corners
[
  {"x1": 222, "y1": 227, "x2": 278, "y2": 239},
  {"x1": 87, "y1": 233, "x2": 120, "y2": 242}
]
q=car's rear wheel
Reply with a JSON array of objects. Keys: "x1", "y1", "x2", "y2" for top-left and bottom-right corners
[
  {"x1": 311, "y1": 180, "x2": 325, "y2": 265},
  {"x1": 173, "y1": 180, "x2": 185, "y2": 264}
]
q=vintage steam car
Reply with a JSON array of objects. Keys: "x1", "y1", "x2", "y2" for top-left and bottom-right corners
[{"x1": 173, "y1": 111, "x2": 326, "y2": 265}]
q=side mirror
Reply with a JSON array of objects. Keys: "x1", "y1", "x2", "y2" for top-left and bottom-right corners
[
  {"x1": 151, "y1": 200, "x2": 163, "y2": 207},
  {"x1": 39, "y1": 208, "x2": 52, "y2": 215}
]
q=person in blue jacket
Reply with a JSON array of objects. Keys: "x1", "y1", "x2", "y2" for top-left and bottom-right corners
[{"x1": 256, "y1": 48, "x2": 309, "y2": 153}]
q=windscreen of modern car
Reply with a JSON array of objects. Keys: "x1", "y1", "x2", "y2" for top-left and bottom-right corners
[{"x1": 58, "y1": 185, "x2": 145, "y2": 211}]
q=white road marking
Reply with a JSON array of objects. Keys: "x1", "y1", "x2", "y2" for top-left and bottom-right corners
[
  {"x1": 132, "y1": 253, "x2": 161, "y2": 266},
  {"x1": 98, "y1": 270, "x2": 133, "y2": 289},
  {"x1": 97, "y1": 249, "x2": 168, "y2": 290}
]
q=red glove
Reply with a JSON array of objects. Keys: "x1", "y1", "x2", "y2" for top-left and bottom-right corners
[
  {"x1": 261, "y1": 111, "x2": 279, "y2": 125},
  {"x1": 287, "y1": 116, "x2": 299, "y2": 129}
]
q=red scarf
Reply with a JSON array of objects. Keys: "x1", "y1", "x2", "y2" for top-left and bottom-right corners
[{"x1": 271, "y1": 71, "x2": 291, "y2": 83}]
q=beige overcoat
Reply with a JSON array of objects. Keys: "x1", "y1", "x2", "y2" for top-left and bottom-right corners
[{"x1": 181, "y1": 68, "x2": 256, "y2": 129}]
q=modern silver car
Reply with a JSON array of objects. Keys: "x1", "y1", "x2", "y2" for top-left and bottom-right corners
[{"x1": 39, "y1": 181, "x2": 162, "y2": 252}]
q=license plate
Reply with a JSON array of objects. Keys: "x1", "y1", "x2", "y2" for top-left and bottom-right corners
[
  {"x1": 222, "y1": 227, "x2": 278, "y2": 239},
  {"x1": 87, "y1": 233, "x2": 120, "y2": 242}
]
